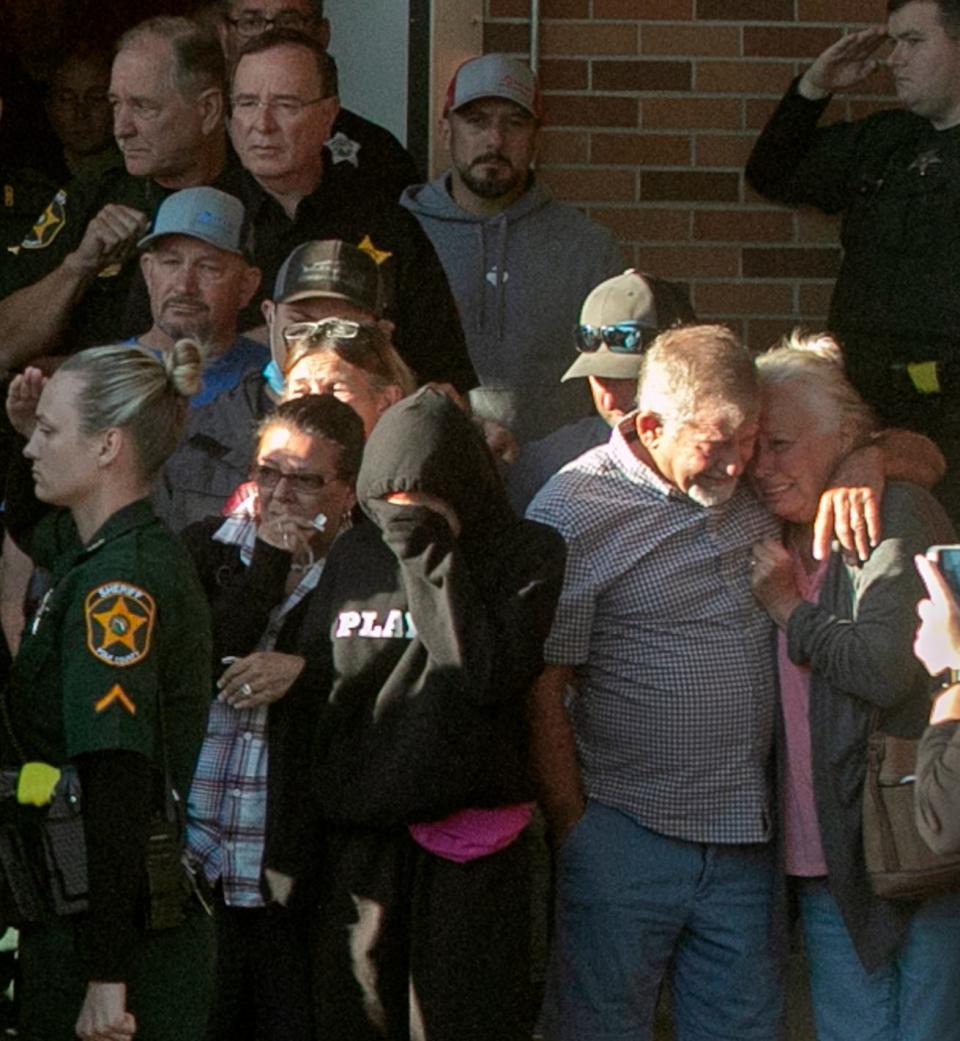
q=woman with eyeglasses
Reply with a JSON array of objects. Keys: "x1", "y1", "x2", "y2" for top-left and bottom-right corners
[{"x1": 179, "y1": 393, "x2": 365, "y2": 1041}]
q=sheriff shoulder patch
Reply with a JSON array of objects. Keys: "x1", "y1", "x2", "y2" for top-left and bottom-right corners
[
  {"x1": 85, "y1": 581, "x2": 156, "y2": 668},
  {"x1": 21, "y1": 189, "x2": 68, "y2": 251}
]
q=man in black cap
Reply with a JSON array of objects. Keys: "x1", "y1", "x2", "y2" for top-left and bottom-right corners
[{"x1": 154, "y1": 238, "x2": 411, "y2": 530}]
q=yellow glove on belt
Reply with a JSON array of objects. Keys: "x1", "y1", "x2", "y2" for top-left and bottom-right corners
[{"x1": 16, "y1": 762, "x2": 61, "y2": 807}]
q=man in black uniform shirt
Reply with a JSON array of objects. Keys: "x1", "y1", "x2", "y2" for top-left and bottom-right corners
[
  {"x1": 228, "y1": 29, "x2": 475, "y2": 393},
  {"x1": 0, "y1": 16, "x2": 234, "y2": 368},
  {"x1": 219, "y1": 0, "x2": 421, "y2": 200},
  {"x1": 747, "y1": 0, "x2": 960, "y2": 519}
]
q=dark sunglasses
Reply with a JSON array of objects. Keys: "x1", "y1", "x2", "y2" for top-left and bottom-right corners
[
  {"x1": 574, "y1": 321, "x2": 658, "y2": 354},
  {"x1": 252, "y1": 463, "x2": 335, "y2": 497}
]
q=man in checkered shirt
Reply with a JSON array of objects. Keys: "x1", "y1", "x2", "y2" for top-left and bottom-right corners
[{"x1": 527, "y1": 324, "x2": 783, "y2": 1041}]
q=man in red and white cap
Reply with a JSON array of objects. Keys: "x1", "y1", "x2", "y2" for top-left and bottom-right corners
[{"x1": 402, "y1": 54, "x2": 624, "y2": 446}]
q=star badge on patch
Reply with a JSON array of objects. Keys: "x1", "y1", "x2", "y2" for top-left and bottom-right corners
[
  {"x1": 21, "y1": 188, "x2": 68, "y2": 250},
  {"x1": 326, "y1": 130, "x2": 361, "y2": 168},
  {"x1": 357, "y1": 234, "x2": 392, "y2": 266},
  {"x1": 85, "y1": 581, "x2": 156, "y2": 668}
]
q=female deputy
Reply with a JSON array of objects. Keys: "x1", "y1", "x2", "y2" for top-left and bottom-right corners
[
  {"x1": 1, "y1": 342, "x2": 214, "y2": 1041},
  {"x1": 747, "y1": 333, "x2": 960, "y2": 1040}
]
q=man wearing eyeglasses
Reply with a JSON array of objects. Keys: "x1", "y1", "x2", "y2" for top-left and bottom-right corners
[
  {"x1": 219, "y1": 0, "x2": 421, "y2": 201},
  {"x1": 509, "y1": 269, "x2": 696, "y2": 512},
  {"x1": 401, "y1": 54, "x2": 623, "y2": 445},
  {"x1": 228, "y1": 29, "x2": 475, "y2": 395},
  {"x1": 0, "y1": 17, "x2": 237, "y2": 368}
]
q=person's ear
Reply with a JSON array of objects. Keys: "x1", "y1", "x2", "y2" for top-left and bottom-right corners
[
  {"x1": 635, "y1": 410, "x2": 664, "y2": 448},
  {"x1": 197, "y1": 87, "x2": 224, "y2": 136},
  {"x1": 238, "y1": 264, "x2": 262, "y2": 309},
  {"x1": 98, "y1": 427, "x2": 124, "y2": 468}
]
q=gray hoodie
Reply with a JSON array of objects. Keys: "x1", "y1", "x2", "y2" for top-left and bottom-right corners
[{"x1": 401, "y1": 173, "x2": 623, "y2": 444}]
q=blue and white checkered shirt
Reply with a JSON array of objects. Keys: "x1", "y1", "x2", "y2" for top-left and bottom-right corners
[
  {"x1": 527, "y1": 420, "x2": 779, "y2": 845},
  {"x1": 186, "y1": 503, "x2": 324, "y2": 906}
]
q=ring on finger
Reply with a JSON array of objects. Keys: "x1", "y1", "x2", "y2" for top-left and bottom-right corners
[{"x1": 240, "y1": 682, "x2": 253, "y2": 697}]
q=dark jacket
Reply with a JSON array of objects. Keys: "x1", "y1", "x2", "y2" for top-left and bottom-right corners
[
  {"x1": 269, "y1": 389, "x2": 565, "y2": 873},
  {"x1": 786, "y1": 481, "x2": 953, "y2": 970}
]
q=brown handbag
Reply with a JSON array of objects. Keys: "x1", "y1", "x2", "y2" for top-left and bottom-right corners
[{"x1": 863, "y1": 731, "x2": 960, "y2": 900}]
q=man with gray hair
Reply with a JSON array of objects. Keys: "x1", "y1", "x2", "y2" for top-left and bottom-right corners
[
  {"x1": 218, "y1": 0, "x2": 420, "y2": 200},
  {"x1": 527, "y1": 325, "x2": 784, "y2": 1041},
  {"x1": 0, "y1": 16, "x2": 234, "y2": 367}
]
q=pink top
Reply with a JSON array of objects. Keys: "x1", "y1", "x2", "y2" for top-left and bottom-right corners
[
  {"x1": 779, "y1": 551, "x2": 829, "y2": 877},
  {"x1": 408, "y1": 803, "x2": 535, "y2": 863}
]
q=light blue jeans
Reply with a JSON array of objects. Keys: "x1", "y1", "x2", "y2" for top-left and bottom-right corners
[
  {"x1": 542, "y1": 800, "x2": 784, "y2": 1041},
  {"x1": 798, "y1": 879, "x2": 960, "y2": 1041}
]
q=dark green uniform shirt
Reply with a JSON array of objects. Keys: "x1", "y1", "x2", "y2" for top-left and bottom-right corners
[{"x1": 5, "y1": 499, "x2": 211, "y2": 797}]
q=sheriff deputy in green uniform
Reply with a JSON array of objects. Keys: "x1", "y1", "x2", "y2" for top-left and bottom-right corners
[{"x1": 1, "y1": 340, "x2": 214, "y2": 1041}]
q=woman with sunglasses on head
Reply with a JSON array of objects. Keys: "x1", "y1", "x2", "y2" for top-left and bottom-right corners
[
  {"x1": 280, "y1": 316, "x2": 415, "y2": 435},
  {"x1": 1, "y1": 342, "x2": 214, "y2": 1041},
  {"x1": 179, "y1": 393, "x2": 364, "y2": 1041}
]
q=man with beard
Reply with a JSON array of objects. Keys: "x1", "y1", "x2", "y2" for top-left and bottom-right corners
[
  {"x1": 136, "y1": 186, "x2": 265, "y2": 407},
  {"x1": 401, "y1": 54, "x2": 623, "y2": 445},
  {"x1": 526, "y1": 325, "x2": 785, "y2": 1041}
]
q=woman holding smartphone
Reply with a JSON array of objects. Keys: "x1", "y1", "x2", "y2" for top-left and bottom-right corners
[{"x1": 914, "y1": 551, "x2": 960, "y2": 855}]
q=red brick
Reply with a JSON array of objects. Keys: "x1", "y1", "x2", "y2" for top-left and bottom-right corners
[
  {"x1": 694, "y1": 209, "x2": 794, "y2": 241},
  {"x1": 697, "y1": 60, "x2": 796, "y2": 94},
  {"x1": 643, "y1": 170, "x2": 740, "y2": 202},
  {"x1": 636, "y1": 245, "x2": 740, "y2": 278},
  {"x1": 797, "y1": 0, "x2": 886, "y2": 22},
  {"x1": 746, "y1": 318, "x2": 807, "y2": 350},
  {"x1": 694, "y1": 133, "x2": 756, "y2": 167},
  {"x1": 543, "y1": 94, "x2": 638, "y2": 127},
  {"x1": 540, "y1": 166, "x2": 637, "y2": 202},
  {"x1": 487, "y1": 0, "x2": 528, "y2": 15},
  {"x1": 539, "y1": 58, "x2": 589, "y2": 91},
  {"x1": 742, "y1": 247, "x2": 841, "y2": 279},
  {"x1": 796, "y1": 209, "x2": 839, "y2": 243},
  {"x1": 596, "y1": 0, "x2": 692, "y2": 16},
  {"x1": 541, "y1": 0, "x2": 589, "y2": 15},
  {"x1": 483, "y1": 23, "x2": 530, "y2": 54},
  {"x1": 593, "y1": 206, "x2": 692, "y2": 242},
  {"x1": 799, "y1": 282, "x2": 834, "y2": 317},
  {"x1": 745, "y1": 96, "x2": 784, "y2": 130},
  {"x1": 642, "y1": 24, "x2": 739, "y2": 57},
  {"x1": 694, "y1": 281, "x2": 795, "y2": 314},
  {"x1": 592, "y1": 132, "x2": 691, "y2": 166},
  {"x1": 593, "y1": 60, "x2": 691, "y2": 92},
  {"x1": 643, "y1": 97, "x2": 742, "y2": 129},
  {"x1": 744, "y1": 26, "x2": 840, "y2": 58},
  {"x1": 538, "y1": 129, "x2": 589, "y2": 163},
  {"x1": 542, "y1": 21, "x2": 638, "y2": 54},
  {"x1": 696, "y1": 0, "x2": 794, "y2": 19}
]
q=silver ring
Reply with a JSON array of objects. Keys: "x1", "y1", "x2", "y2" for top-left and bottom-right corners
[{"x1": 240, "y1": 682, "x2": 253, "y2": 697}]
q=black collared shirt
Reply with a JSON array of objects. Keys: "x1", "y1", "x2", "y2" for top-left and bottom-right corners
[{"x1": 231, "y1": 163, "x2": 476, "y2": 393}]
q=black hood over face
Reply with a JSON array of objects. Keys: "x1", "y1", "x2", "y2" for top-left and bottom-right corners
[{"x1": 357, "y1": 387, "x2": 516, "y2": 547}]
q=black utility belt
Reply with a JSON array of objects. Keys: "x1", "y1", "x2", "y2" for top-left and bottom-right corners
[{"x1": 0, "y1": 770, "x2": 206, "y2": 930}]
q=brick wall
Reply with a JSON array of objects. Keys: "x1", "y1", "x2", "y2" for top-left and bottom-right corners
[{"x1": 484, "y1": 0, "x2": 895, "y2": 350}]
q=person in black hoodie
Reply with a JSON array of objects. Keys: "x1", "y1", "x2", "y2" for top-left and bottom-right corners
[{"x1": 268, "y1": 386, "x2": 566, "y2": 1041}]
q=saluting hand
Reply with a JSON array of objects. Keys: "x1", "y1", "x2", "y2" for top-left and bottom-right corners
[
  {"x1": 799, "y1": 25, "x2": 888, "y2": 100},
  {"x1": 6, "y1": 367, "x2": 46, "y2": 438}
]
